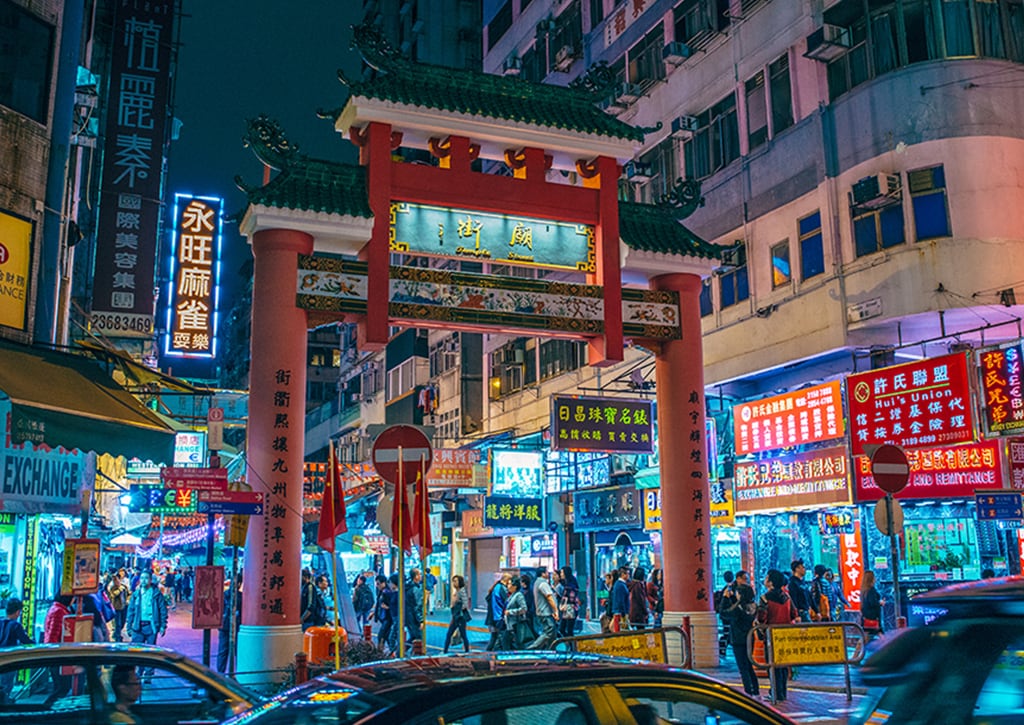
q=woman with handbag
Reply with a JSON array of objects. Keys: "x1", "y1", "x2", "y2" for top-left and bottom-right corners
[
  {"x1": 443, "y1": 574, "x2": 471, "y2": 653},
  {"x1": 860, "y1": 570, "x2": 884, "y2": 637},
  {"x1": 557, "y1": 566, "x2": 581, "y2": 638}
]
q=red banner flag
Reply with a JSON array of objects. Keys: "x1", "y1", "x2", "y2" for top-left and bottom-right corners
[
  {"x1": 317, "y1": 442, "x2": 347, "y2": 552},
  {"x1": 391, "y1": 478, "x2": 417, "y2": 554},
  {"x1": 415, "y1": 459, "x2": 432, "y2": 557}
]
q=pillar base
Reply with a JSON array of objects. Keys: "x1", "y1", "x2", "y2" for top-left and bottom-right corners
[
  {"x1": 663, "y1": 610, "x2": 720, "y2": 669},
  {"x1": 236, "y1": 623, "x2": 303, "y2": 690}
]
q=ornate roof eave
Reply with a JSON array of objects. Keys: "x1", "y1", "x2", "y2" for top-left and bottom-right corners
[
  {"x1": 621, "y1": 248, "x2": 718, "y2": 283},
  {"x1": 336, "y1": 95, "x2": 641, "y2": 170},
  {"x1": 239, "y1": 204, "x2": 373, "y2": 257}
]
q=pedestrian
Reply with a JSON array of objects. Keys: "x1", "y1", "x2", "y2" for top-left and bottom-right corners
[
  {"x1": 557, "y1": 566, "x2": 580, "y2": 638},
  {"x1": 809, "y1": 564, "x2": 831, "y2": 621},
  {"x1": 611, "y1": 567, "x2": 631, "y2": 632},
  {"x1": 163, "y1": 568, "x2": 177, "y2": 610},
  {"x1": 787, "y1": 559, "x2": 817, "y2": 622},
  {"x1": 442, "y1": 574, "x2": 471, "y2": 653},
  {"x1": 43, "y1": 595, "x2": 73, "y2": 705},
  {"x1": 125, "y1": 570, "x2": 168, "y2": 680},
  {"x1": 600, "y1": 572, "x2": 616, "y2": 632},
  {"x1": 372, "y1": 574, "x2": 388, "y2": 635},
  {"x1": 352, "y1": 574, "x2": 375, "y2": 629},
  {"x1": 519, "y1": 572, "x2": 537, "y2": 640},
  {"x1": 647, "y1": 569, "x2": 664, "y2": 628},
  {"x1": 0, "y1": 598, "x2": 32, "y2": 703},
  {"x1": 824, "y1": 568, "x2": 849, "y2": 621},
  {"x1": 316, "y1": 574, "x2": 334, "y2": 624},
  {"x1": 378, "y1": 575, "x2": 400, "y2": 655},
  {"x1": 109, "y1": 664, "x2": 143, "y2": 724},
  {"x1": 424, "y1": 570, "x2": 437, "y2": 615},
  {"x1": 484, "y1": 573, "x2": 510, "y2": 651},
  {"x1": 628, "y1": 566, "x2": 650, "y2": 629},
  {"x1": 526, "y1": 567, "x2": 559, "y2": 649},
  {"x1": 719, "y1": 571, "x2": 760, "y2": 699},
  {"x1": 107, "y1": 570, "x2": 131, "y2": 642},
  {"x1": 503, "y1": 575, "x2": 530, "y2": 649},
  {"x1": 757, "y1": 569, "x2": 798, "y2": 702},
  {"x1": 405, "y1": 568, "x2": 424, "y2": 645},
  {"x1": 860, "y1": 570, "x2": 884, "y2": 636},
  {"x1": 714, "y1": 570, "x2": 734, "y2": 656},
  {"x1": 80, "y1": 588, "x2": 112, "y2": 642},
  {"x1": 174, "y1": 567, "x2": 185, "y2": 604},
  {"x1": 300, "y1": 569, "x2": 324, "y2": 631},
  {"x1": 217, "y1": 573, "x2": 242, "y2": 674},
  {"x1": 183, "y1": 567, "x2": 194, "y2": 602}
]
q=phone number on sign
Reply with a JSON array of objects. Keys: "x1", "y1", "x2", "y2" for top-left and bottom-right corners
[{"x1": 91, "y1": 313, "x2": 154, "y2": 336}]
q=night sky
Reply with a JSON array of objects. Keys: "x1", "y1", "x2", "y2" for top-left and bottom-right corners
[{"x1": 163, "y1": 1, "x2": 361, "y2": 379}]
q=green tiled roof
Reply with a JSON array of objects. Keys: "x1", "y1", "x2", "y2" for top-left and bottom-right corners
[
  {"x1": 245, "y1": 158, "x2": 372, "y2": 218},
  {"x1": 343, "y1": 59, "x2": 646, "y2": 143},
  {"x1": 619, "y1": 201, "x2": 722, "y2": 260}
]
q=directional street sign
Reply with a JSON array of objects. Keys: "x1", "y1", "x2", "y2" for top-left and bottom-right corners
[
  {"x1": 976, "y1": 490, "x2": 1024, "y2": 521},
  {"x1": 196, "y1": 490, "x2": 264, "y2": 515},
  {"x1": 161, "y1": 466, "x2": 228, "y2": 491},
  {"x1": 372, "y1": 425, "x2": 433, "y2": 485},
  {"x1": 870, "y1": 444, "x2": 910, "y2": 494}
]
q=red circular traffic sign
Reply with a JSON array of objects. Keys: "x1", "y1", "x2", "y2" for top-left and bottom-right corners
[
  {"x1": 870, "y1": 444, "x2": 910, "y2": 494},
  {"x1": 371, "y1": 425, "x2": 433, "y2": 485}
]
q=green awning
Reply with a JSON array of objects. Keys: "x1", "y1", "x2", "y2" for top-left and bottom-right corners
[{"x1": 0, "y1": 340, "x2": 175, "y2": 463}]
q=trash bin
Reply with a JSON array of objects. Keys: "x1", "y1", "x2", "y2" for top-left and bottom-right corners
[{"x1": 303, "y1": 626, "x2": 349, "y2": 665}]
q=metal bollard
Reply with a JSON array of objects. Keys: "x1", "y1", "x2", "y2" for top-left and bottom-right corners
[
  {"x1": 363, "y1": 624, "x2": 373, "y2": 642},
  {"x1": 294, "y1": 651, "x2": 309, "y2": 684}
]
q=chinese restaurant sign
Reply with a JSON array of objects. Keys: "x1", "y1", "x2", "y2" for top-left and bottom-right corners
[
  {"x1": 0, "y1": 210, "x2": 32, "y2": 330},
  {"x1": 979, "y1": 343, "x2": 1024, "y2": 435},
  {"x1": 428, "y1": 448, "x2": 488, "y2": 489},
  {"x1": 733, "y1": 381, "x2": 844, "y2": 456},
  {"x1": 165, "y1": 195, "x2": 222, "y2": 358},
  {"x1": 483, "y1": 495, "x2": 543, "y2": 529},
  {"x1": 846, "y1": 353, "x2": 974, "y2": 456},
  {"x1": 854, "y1": 440, "x2": 1002, "y2": 502},
  {"x1": 551, "y1": 395, "x2": 655, "y2": 454},
  {"x1": 390, "y1": 201, "x2": 595, "y2": 273},
  {"x1": 90, "y1": 0, "x2": 175, "y2": 338},
  {"x1": 734, "y1": 447, "x2": 852, "y2": 515},
  {"x1": 573, "y1": 484, "x2": 643, "y2": 531}
]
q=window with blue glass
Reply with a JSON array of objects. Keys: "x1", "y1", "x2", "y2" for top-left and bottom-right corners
[
  {"x1": 771, "y1": 240, "x2": 791, "y2": 288},
  {"x1": 909, "y1": 165, "x2": 951, "y2": 241},
  {"x1": 799, "y1": 211, "x2": 825, "y2": 280},
  {"x1": 699, "y1": 278, "x2": 713, "y2": 317},
  {"x1": 719, "y1": 246, "x2": 749, "y2": 309},
  {"x1": 854, "y1": 204, "x2": 905, "y2": 258}
]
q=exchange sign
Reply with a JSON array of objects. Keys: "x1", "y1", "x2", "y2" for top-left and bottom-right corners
[
  {"x1": 733, "y1": 446, "x2": 852, "y2": 515},
  {"x1": 846, "y1": 353, "x2": 975, "y2": 456},
  {"x1": 733, "y1": 381, "x2": 844, "y2": 456},
  {"x1": 853, "y1": 439, "x2": 1002, "y2": 502},
  {"x1": 127, "y1": 484, "x2": 196, "y2": 514},
  {"x1": 979, "y1": 343, "x2": 1024, "y2": 435},
  {"x1": 551, "y1": 395, "x2": 654, "y2": 454}
]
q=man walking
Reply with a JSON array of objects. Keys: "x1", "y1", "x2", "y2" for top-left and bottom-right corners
[
  {"x1": 788, "y1": 559, "x2": 817, "y2": 622},
  {"x1": 107, "y1": 570, "x2": 130, "y2": 642},
  {"x1": 526, "y1": 568, "x2": 559, "y2": 649},
  {"x1": 405, "y1": 569, "x2": 424, "y2": 645},
  {"x1": 611, "y1": 567, "x2": 631, "y2": 632},
  {"x1": 125, "y1": 570, "x2": 167, "y2": 680},
  {"x1": 719, "y1": 570, "x2": 760, "y2": 698}
]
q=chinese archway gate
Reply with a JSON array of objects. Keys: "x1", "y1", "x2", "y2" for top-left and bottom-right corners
[{"x1": 233, "y1": 29, "x2": 721, "y2": 680}]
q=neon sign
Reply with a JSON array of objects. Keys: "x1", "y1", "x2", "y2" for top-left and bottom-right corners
[{"x1": 164, "y1": 194, "x2": 222, "y2": 358}]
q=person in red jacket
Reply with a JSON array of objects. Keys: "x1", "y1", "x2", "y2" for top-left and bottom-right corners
[
  {"x1": 756, "y1": 569, "x2": 798, "y2": 702},
  {"x1": 42, "y1": 595, "x2": 74, "y2": 706}
]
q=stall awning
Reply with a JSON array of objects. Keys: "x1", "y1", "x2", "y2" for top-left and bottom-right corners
[{"x1": 0, "y1": 340, "x2": 175, "y2": 463}]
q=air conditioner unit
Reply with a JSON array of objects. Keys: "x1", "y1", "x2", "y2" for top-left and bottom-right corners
[
  {"x1": 663, "y1": 41, "x2": 694, "y2": 66},
  {"x1": 613, "y1": 82, "x2": 642, "y2": 104},
  {"x1": 804, "y1": 23, "x2": 852, "y2": 62},
  {"x1": 851, "y1": 173, "x2": 902, "y2": 209},
  {"x1": 553, "y1": 45, "x2": 575, "y2": 72},
  {"x1": 670, "y1": 114, "x2": 700, "y2": 138},
  {"x1": 624, "y1": 161, "x2": 653, "y2": 183},
  {"x1": 714, "y1": 244, "x2": 746, "y2": 273},
  {"x1": 501, "y1": 56, "x2": 522, "y2": 76},
  {"x1": 351, "y1": 392, "x2": 362, "y2": 402}
]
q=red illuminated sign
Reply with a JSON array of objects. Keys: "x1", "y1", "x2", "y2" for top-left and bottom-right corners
[
  {"x1": 426, "y1": 448, "x2": 487, "y2": 489},
  {"x1": 734, "y1": 446, "x2": 852, "y2": 514},
  {"x1": 840, "y1": 523, "x2": 863, "y2": 611},
  {"x1": 846, "y1": 353, "x2": 975, "y2": 456},
  {"x1": 854, "y1": 439, "x2": 1002, "y2": 502},
  {"x1": 733, "y1": 381, "x2": 844, "y2": 456},
  {"x1": 979, "y1": 343, "x2": 1024, "y2": 435}
]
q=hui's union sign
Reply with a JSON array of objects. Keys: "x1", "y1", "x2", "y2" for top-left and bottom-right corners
[
  {"x1": 551, "y1": 395, "x2": 654, "y2": 454},
  {"x1": 390, "y1": 201, "x2": 595, "y2": 273}
]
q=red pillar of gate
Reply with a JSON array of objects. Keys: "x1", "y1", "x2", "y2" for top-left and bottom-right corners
[
  {"x1": 236, "y1": 227, "x2": 313, "y2": 683},
  {"x1": 652, "y1": 272, "x2": 717, "y2": 667},
  {"x1": 357, "y1": 121, "x2": 394, "y2": 351}
]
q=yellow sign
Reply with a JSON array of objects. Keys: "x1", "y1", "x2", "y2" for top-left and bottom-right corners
[
  {"x1": 223, "y1": 481, "x2": 252, "y2": 547},
  {"x1": 0, "y1": 210, "x2": 32, "y2": 330},
  {"x1": 769, "y1": 625, "x2": 846, "y2": 666},
  {"x1": 643, "y1": 489, "x2": 661, "y2": 530},
  {"x1": 710, "y1": 481, "x2": 735, "y2": 527},
  {"x1": 574, "y1": 631, "x2": 666, "y2": 663}
]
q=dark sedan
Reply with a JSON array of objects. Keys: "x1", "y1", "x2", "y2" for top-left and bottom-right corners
[
  {"x1": 0, "y1": 642, "x2": 260, "y2": 725},
  {"x1": 224, "y1": 652, "x2": 795, "y2": 725}
]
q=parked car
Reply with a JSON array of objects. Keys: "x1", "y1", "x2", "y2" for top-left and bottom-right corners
[
  {"x1": 225, "y1": 651, "x2": 796, "y2": 725},
  {"x1": 0, "y1": 642, "x2": 260, "y2": 724},
  {"x1": 854, "y1": 575, "x2": 1024, "y2": 724}
]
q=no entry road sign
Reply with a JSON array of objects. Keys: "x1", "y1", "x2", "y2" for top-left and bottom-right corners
[
  {"x1": 372, "y1": 425, "x2": 433, "y2": 485},
  {"x1": 870, "y1": 444, "x2": 910, "y2": 494}
]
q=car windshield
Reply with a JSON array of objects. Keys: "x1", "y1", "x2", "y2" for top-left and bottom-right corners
[
  {"x1": 227, "y1": 680, "x2": 387, "y2": 725},
  {"x1": 854, "y1": 618, "x2": 1024, "y2": 724}
]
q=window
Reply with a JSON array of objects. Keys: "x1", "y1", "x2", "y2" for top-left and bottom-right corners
[
  {"x1": 386, "y1": 358, "x2": 415, "y2": 401},
  {"x1": 699, "y1": 278, "x2": 713, "y2": 317},
  {"x1": 616, "y1": 687, "x2": 764, "y2": 724},
  {"x1": 854, "y1": 205, "x2": 905, "y2": 257},
  {"x1": 486, "y1": 1, "x2": 513, "y2": 50},
  {"x1": 826, "y1": 20, "x2": 869, "y2": 101},
  {"x1": 683, "y1": 93, "x2": 739, "y2": 180},
  {"x1": 442, "y1": 698, "x2": 597, "y2": 725},
  {"x1": 799, "y1": 211, "x2": 825, "y2": 280},
  {"x1": 628, "y1": 23, "x2": 666, "y2": 88},
  {"x1": 635, "y1": 137, "x2": 677, "y2": 204},
  {"x1": 552, "y1": 0, "x2": 583, "y2": 66},
  {"x1": 771, "y1": 240, "x2": 791, "y2": 288},
  {"x1": 909, "y1": 165, "x2": 950, "y2": 240},
  {"x1": 673, "y1": 0, "x2": 730, "y2": 46},
  {"x1": 0, "y1": 0, "x2": 54, "y2": 123},
  {"x1": 745, "y1": 71, "x2": 768, "y2": 151},
  {"x1": 589, "y1": 0, "x2": 605, "y2": 27},
  {"x1": 429, "y1": 334, "x2": 460, "y2": 377},
  {"x1": 769, "y1": 54, "x2": 793, "y2": 135},
  {"x1": 719, "y1": 246, "x2": 749, "y2": 309},
  {"x1": 539, "y1": 339, "x2": 584, "y2": 380}
]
